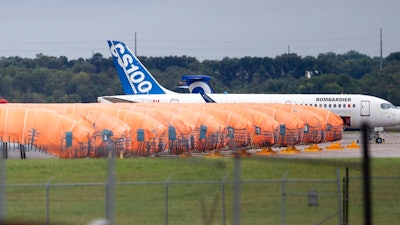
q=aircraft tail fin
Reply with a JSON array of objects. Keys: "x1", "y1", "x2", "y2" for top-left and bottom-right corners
[
  {"x1": 182, "y1": 75, "x2": 215, "y2": 94},
  {"x1": 107, "y1": 40, "x2": 175, "y2": 95}
]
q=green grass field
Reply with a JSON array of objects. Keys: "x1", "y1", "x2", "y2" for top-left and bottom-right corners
[{"x1": 3, "y1": 157, "x2": 400, "y2": 224}]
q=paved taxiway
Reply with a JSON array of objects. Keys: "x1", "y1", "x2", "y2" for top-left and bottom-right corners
[{"x1": 269, "y1": 131, "x2": 400, "y2": 158}]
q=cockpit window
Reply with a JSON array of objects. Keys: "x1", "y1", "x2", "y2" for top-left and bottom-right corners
[{"x1": 381, "y1": 103, "x2": 396, "y2": 109}]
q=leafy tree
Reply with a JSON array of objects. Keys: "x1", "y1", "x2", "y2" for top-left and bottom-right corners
[
  {"x1": 339, "y1": 51, "x2": 378, "y2": 78},
  {"x1": 316, "y1": 52, "x2": 339, "y2": 74},
  {"x1": 35, "y1": 54, "x2": 68, "y2": 70},
  {"x1": 215, "y1": 57, "x2": 241, "y2": 89},
  {"x1": 273, "y1": 53, "x2": 304, "y2": 78},
  {"x1": 386, "y1": 52, "x2": 400, "y2": 61},
  {"x1": 1, "y1": 50, "x2": 400, "y2": 104},
  {"x1": 238, "y1": 57, "x2": 263, "y2": 83}
]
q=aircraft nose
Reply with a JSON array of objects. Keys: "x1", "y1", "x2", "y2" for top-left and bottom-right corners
[{"x1": 392, "y1": 109, "x2": 400, "y2": 126}]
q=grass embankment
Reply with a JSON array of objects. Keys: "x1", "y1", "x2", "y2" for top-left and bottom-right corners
[{"x1": 4, "y1": 157, "x2": 400, "y2": 225}]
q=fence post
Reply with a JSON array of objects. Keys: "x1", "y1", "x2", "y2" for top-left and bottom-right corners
[
  {"x1": 0, "y1": 140, "x2": 5, "y2": 222},
  {"x1": 343, "y1": 167, "x2": 349, "y2": 225},
  {"x1": 361, "y1": 124, "x2": 372, "y2": 225},
  {"x1": 221, "y1": 172, "x2": 229, "y2": 225},
  {"x1": 105, "y1": 142, "x2": 115, "y2": 225},
  {"x1": 281, "y1": 171, "x2": 288, "y2": 225},
  {"x1": 165, "y1": 174, "x2": 172, "y2": 225},
  {"x1": 232, "y1": 144, "x2": 241, "y2": 225},
  {"x1": 45, "y1": 177, "x2": 53, "y2": 225},
  {"x1": 336, "y1": 168, "x2": 343, "y2": 225}
]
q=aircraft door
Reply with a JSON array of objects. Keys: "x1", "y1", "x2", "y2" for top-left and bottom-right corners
[
  {"x1": 341, "y1": 116, "x2": 351, "y2": 127},
  {"x1": 360, "y1": 100, "x2": 370, "y2": 116}
]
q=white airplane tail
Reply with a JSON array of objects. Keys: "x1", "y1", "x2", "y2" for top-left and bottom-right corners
[{"x1": 107, "y1": 40, "x2": 175, "y2": 95}]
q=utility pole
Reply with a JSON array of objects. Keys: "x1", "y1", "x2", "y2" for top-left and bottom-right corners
[
  {"x1": 380, "y1": 28, "x2": 383, "y2": 71},
  {"x1": 135, "y1": 32, "x2": 137, "y2": 56},
  {"x1": 0, "y1": 142, "x2": 5, "y2": 221}
]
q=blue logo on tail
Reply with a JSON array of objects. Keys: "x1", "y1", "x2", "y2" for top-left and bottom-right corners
[
  {"x1": 108, "y1": 40, "x2": 167, "y2": 95},
  {"x1": 182, "y1": 75, "x2": 215, "y2": 94}
]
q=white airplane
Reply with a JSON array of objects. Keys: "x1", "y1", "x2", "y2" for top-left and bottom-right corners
[{"x1": 99, "y1": 40, "x2": 400, "y2": 143}]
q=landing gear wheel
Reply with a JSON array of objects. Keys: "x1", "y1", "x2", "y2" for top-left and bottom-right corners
[{"x1": 369, "y1": 127, "x2": 384, "y2": 144}]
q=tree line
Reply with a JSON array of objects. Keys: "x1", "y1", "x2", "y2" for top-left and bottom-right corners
[{"x1": 1, "y1": 51, "x2": 400, "y2": 105}]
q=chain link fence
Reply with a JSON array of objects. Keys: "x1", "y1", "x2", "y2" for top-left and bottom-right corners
[{"x1": 4, "y1": 171, "x2": 399, "y2": 225}]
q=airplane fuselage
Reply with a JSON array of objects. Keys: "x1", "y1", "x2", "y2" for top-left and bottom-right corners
[
  {"x1": 98, "y1": 93, "x2": 400, "y2": 129},
  {"x1": 103, "y1": 40, "x2": 400, "y2": 133}
]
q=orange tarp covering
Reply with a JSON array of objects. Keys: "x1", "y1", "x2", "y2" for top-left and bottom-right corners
[
  {"x1": 86, "y1": 105, "x2": 167, "y2": 155},
  {"x1": 0, "y1": 102, "x2": 343, "y2": 158},
  {"x1": 209, "y1": 104, "x2": 279, "y2": 147},
  {"x1": 185, "y1": 104, "x2": 253, "y2": 147},
  {"x1": 0, "y1": 106, "x2": 93, "y2": 158},
  {"x1": 268, "y1": 103, "x2": 343, "y2": 142},
  {"x1": 113, "y1": 103, "x2": 227, "y2": 151},
  {"x1": 54, "y1": 104, "x2": 133, "y2": 157},
  {"x1": 149, "y1": 104, "x2": 227, "y2": 150},
  {"x1": 116, "y1": 103, "x2": 280, "y2": 148},
  {"x1": 116, "y1": 104, "x2": 193, "y2": 134},
  {"x1": 298, "y1": 105, "x2": 343, "y2": 142},
  {"x1": 240, "y1": 104, "x2": 305, "y2": 146},
  {"x1": 10, "y1": 103, "x2": 131, "y2": 140},
  {"x1": 8, "y1": 103, "x2": 133, "y2": 157},
  {"x1": 120, "y1": 105, "x2": 194, "y2": 154},
  {"x1": 267, "y1": 104, "x2": 326, "y2": 144}
]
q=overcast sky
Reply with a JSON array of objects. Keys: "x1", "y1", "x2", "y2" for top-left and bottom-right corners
[{"x1": 0, "y1": 0, "x2": 399, "y2": 61}]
